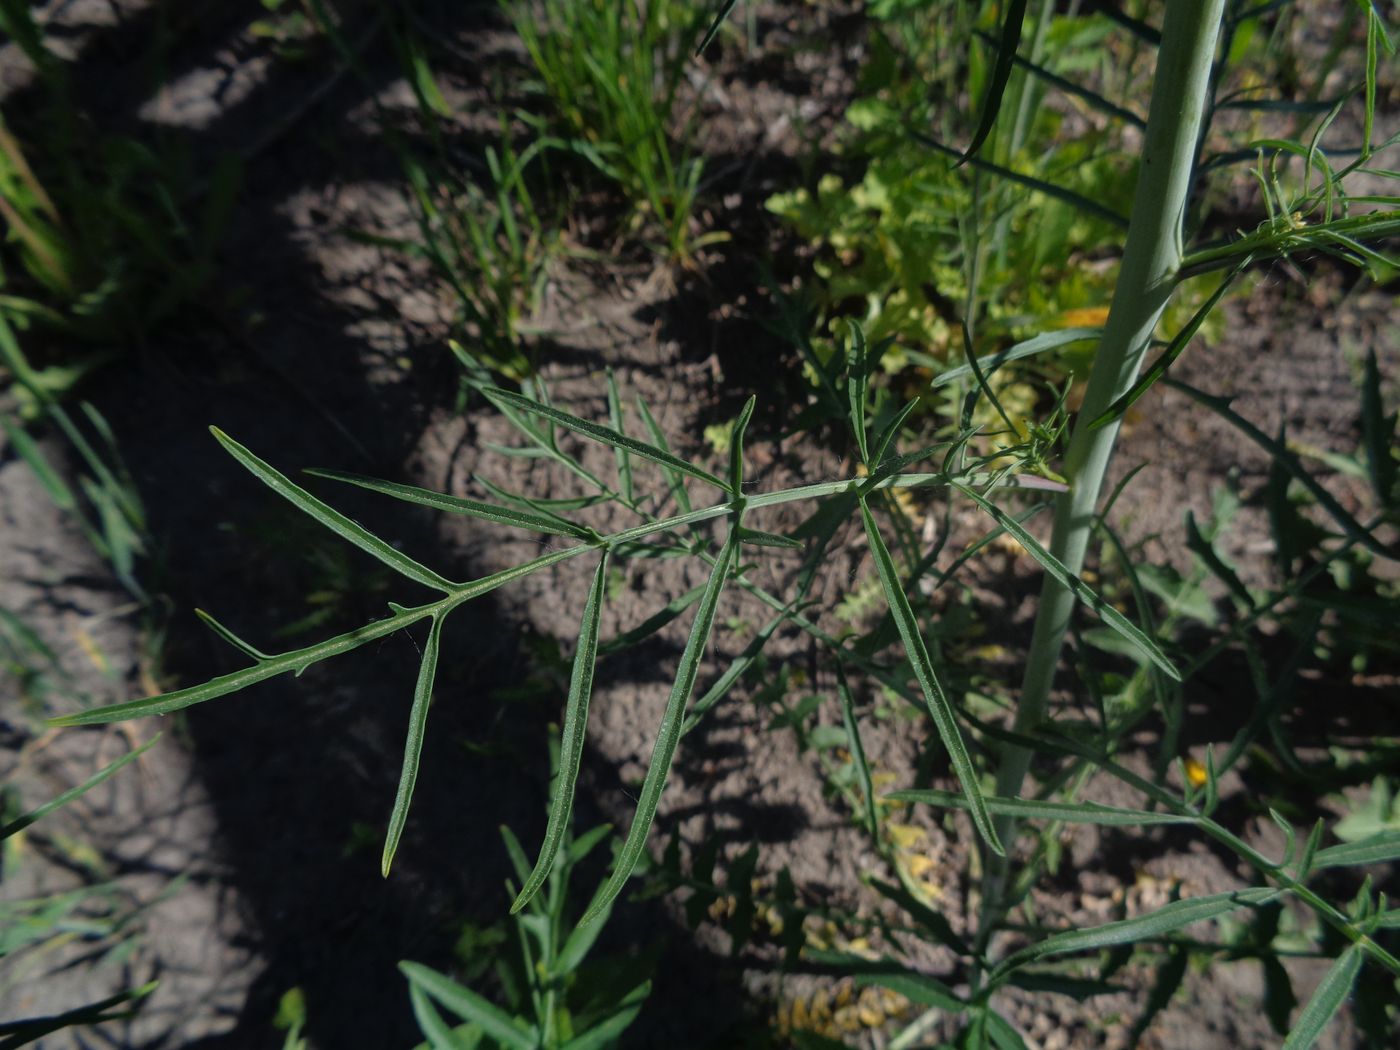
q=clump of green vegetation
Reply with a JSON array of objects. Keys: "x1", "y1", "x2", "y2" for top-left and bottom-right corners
[
  {"x1": 0, "y1": 0, "x2": 238, "y2": 381},
  {"x1": 506, "y1": 0, "x2": 708, "y2": 259}
]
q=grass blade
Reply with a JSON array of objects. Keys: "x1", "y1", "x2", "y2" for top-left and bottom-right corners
[
  {"x1": 581, "y1": 525, "x2": 740, "y2": 924},
  {"x1": 888, "y1": 789, "x2": 1197, "y2": 826},
  {"x1": 952, "y1": 481, "x2": 1180, "y2": 679},
  {"x1": 399, "y1": 962, "x2": 534, "y2": 1050},
  {"x1": 1, "y1": 735, "x2": 159, "y2": 840},
  {"x1": 306, "y1": 469, "x2": 597, "y2": 540},
  {"x1": 960, "y1": 0, "x2": 1029, "y2": 165},
  {"x1": 696, "y1": 0, "x2": 739, "y2": 55},
  {"x1": 992, "y1": 888, "x2": 1276, "y2": 979},
  {"x1": 212, "y1": 428, "x2": 455, "y2": 592},
  {"x1": 512, "y1": 552, "x2": 610, "y2": 912},
  {"x1": 483, "y1": 387, "x2": 727, "y2": 492},
  {"x1": 858, "y1": 498, "x2": 1003, "y2": 856},
  {"x1": 382, "y1": 614, "x2": 445, "y2": 877},
  {"x1": 1281, "y1": 945, "x2": 1363, "y2": 1050}
]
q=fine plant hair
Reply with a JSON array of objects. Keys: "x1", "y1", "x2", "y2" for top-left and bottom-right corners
[{"x1": 44, "y1": 3, "x2": 1400, "y2": 1047}]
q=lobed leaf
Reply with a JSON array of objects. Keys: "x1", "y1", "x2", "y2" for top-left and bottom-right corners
[
  {"x1": 382, "y1": 614, "x2": 445, "y2": 877},
  {"x1": 952, "y1": 481, "x2": 1181, "y2": 679},
  {"x1": 581, "y1": 525, "x2": 741, "y2": 925},
  {"x1": 859, "y1": 498, "x2": 1003, "y2": 856},
  {"x1": 512, "y1": 552, "x2": 611, "y2": 912},
  {"x1": 211, "y1": 428, "x2": 455, "y2": 592}
]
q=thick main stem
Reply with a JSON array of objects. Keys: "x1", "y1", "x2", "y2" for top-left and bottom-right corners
[{"x1": 990, "y1": 3, "x2": 1226, "y2": 845}]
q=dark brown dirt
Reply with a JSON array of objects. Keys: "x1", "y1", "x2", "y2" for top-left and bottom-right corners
[{"x1": 2, "y1": 2, "x2": 1396, "y2": 1049}]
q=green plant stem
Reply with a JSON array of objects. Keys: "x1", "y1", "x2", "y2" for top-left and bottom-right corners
[{"x1": 986, "y1": 0, "x2": 1226, "y2": 922}]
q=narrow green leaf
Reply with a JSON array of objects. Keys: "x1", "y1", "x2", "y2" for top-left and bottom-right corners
[
  {"x1": 846, "y1": 323, "x2": 870, "y2": 463},
  {"x1": 993, "y1": 888, "x2": 1277, "y2": 979},
  {"x1": 952, "y1": 482, "x2": 1180, "y2": 679},
  {"x1": 407, "y1": 983, "x2": 479, "y2": 1049},
  {"x1": 858, "y1": 498, "x2": 1003, "y2": 856},
  {"x1": 2, "y1": 735, "x2": 160, "y2": 840},
  {"x1": 1167, "y1": 378, "x2": 1400, "y2": 562},
  {"x1": 855, "y1": 969, "x2": 963, "y2": 1011},
  {"x1": 512, "y1": 553, "x2": 610, "y2": 912},
  {"x1": 729, "y1": 395, "x2": 757, "y2": 495},
  {"x1": 931, "y1": 329, "x2": 1102, "y2": 387},
  {"x1": 974, "y1": 29, "x2": 1145, "y2": 127},
  {"x1": 915, "y1": 132, "x2": 1129, "y2": 228},
  {"x1": 684, "y1": 607, "x2": 792, "y2": 733},
  {"x1": 305, "y1": 469, "x2": 596, "y2": 540},
  {"x1": 960, "y1": 0, "x2": 1029, "y2": 165},
  {"x1": 696, "y1": 0, "x2": 739, "y2": 55},
  {"x1": 1313, "y1": 831, "x2": 1400, "y2": 870},
  {"x1": 867, "y1": 877, "x2": 973, "y2": 956},
  {"x1": 211, "y1": 428, "x2": 455, "y2": 592},
  {"x1": 636, "y1": 394, "x2": 691, "y2": 513},
  {"x1": 870, "y1": 398, "x2": 921, "y2": 471},
  {"x1": 399, "y1": 962, "x2": 534, "y2": 1050},
  {"x1": 1281, "y1": 945, "x2": 1363, "y2": 1050},
  {"x1": 606, "y1": 370, "x2": 634, "y2": 505},
  {"x1": 482, "y1": 387, "x2": 727, "y2": 492},
  {"x1": 986, "y1": 1008, "x2": 1029, "y2": 1050},
  {"x1": 737, "y1": 527, "x2": 802, "y2": 550},
  {"x1": 0, "y1": 982, "x2": 158, "y2": 1050},
  {"x1": 888, "y1": 789, "x2": 1197, "y2": 827},
  {"x1": 600, "y1": 583, "x2": 704, "y2": 658},
  {"x1": 557, "y1": 980, "x2": 650, "y2": 1050},
  {"x1": 581, "y1": 526, "x2": 741, "y2": 924},
  {"x1": 1090, "y1": 257, "x2": 1251, "y2": 430},
  {"x1": 1, "y1": 417, "x2": 76, "y2": 511},
  {"x1": 834, "y1": 663, "x2": 878, "y2": 837},
  {"x1": 195, "y1": 609, "x2": 271, "y2": 662},
  {"x1": 383, "y1": 614, "x2": 445, "y2": 877}
]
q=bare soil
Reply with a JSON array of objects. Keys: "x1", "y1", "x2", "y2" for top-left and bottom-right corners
[{"x1": 2, "y1": 2, "x2": 1396, "y2": 1049}]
